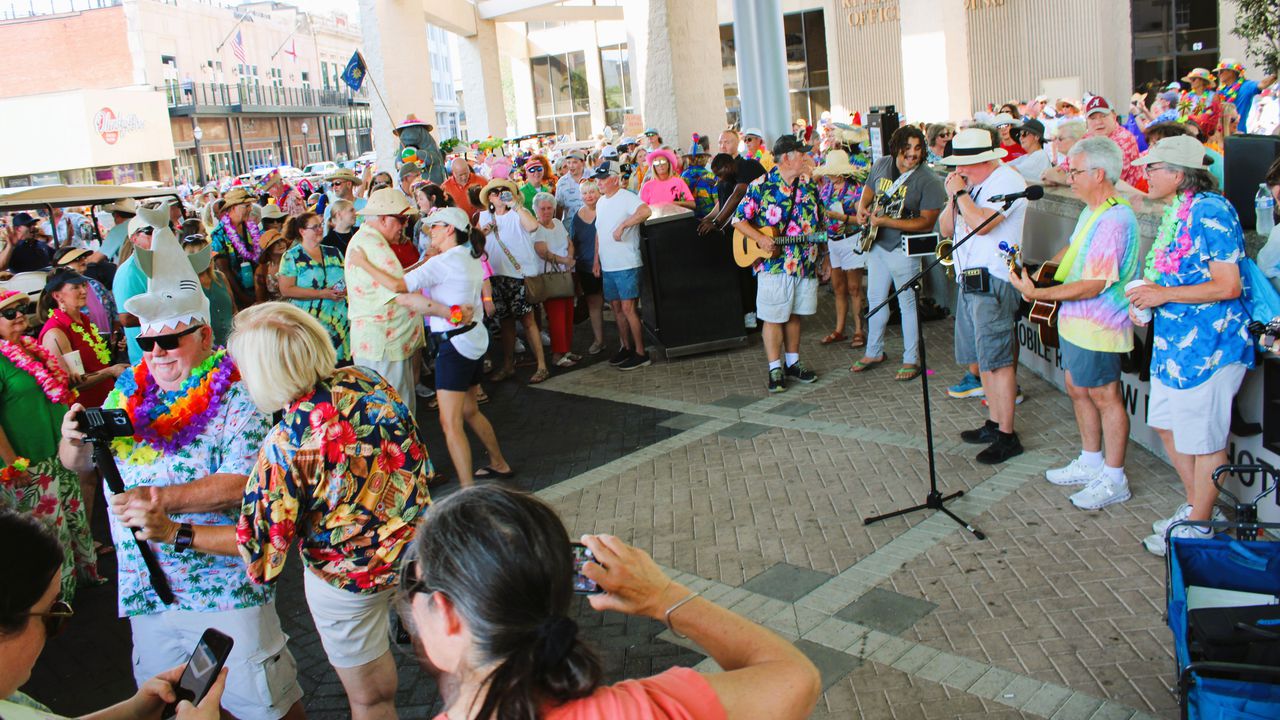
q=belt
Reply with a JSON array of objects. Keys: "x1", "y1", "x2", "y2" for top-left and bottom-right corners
[{"x1": 431, "y1": 322, "x2": 478, "y2": 342}]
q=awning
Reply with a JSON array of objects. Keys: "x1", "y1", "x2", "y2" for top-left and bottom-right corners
[{"x1": 0, "y1": 184, "x2": 179, "y2": 211}]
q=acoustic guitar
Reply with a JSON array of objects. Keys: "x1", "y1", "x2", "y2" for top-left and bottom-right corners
[
  {"x1": 999, "y1": 242, "x2": 1061, "y2": 349},
  {"x1": 731, "y1": 225, "x2": 830, "y2": 268}
]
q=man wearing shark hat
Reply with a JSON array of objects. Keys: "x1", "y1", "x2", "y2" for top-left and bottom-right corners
[{"x1": 59, "y1": 218, "x2": 305, "y2": 720}]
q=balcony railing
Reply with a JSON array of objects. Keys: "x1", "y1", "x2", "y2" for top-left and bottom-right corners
[{"x1": 161, "y1": 81, "x2": 369, "y2": 114}]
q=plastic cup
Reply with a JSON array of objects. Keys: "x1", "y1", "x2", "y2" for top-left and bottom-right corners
[{"x1": 1125, "y1": 279, "x2": 1152, "y2": 324}]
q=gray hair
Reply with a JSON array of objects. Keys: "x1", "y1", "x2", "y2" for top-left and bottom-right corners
[
  {"x1": 1172, "y1": 166, "x2": 1219, "y2": 195},
  {"x1": 532, "y1": 191, "x2": 557, "y2": 210},
  {"x1": 1054, "y1": 119, "x2": 1087, "y2": 142},
  {"x1": 1067, "y1": 137, "x2": 1123, "y2": 184}
]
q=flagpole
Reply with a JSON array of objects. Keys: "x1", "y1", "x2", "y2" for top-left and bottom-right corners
[
  {"x1": 215, "y1": 12, "x2": 253, "y2": 52},
  {"x1": 359, "y1": 51, "x2": 396, "y2": 128},
  {"x1": 269, "y1": 29, "x2": 298, "y2": 61}
]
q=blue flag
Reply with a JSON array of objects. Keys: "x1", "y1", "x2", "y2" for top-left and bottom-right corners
[{"x1": 341, "y1": 51, "x2": 366, "y2": 91}]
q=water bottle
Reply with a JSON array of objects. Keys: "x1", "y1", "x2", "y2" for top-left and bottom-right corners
[{"x1": 1257, "y1": 184, "x2": 1276, "y2": 237}]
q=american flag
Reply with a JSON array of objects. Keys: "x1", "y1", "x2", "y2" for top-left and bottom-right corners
[{"x1": 232, "y1": 30, "x2": 247, "y2": 64}]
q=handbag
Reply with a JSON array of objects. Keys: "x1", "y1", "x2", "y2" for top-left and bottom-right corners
[{"x1": 492, "y1": 221, "x2": 574, "y2": 304}]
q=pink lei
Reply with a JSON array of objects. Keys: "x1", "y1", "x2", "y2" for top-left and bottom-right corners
[
  {"x1": 219, "y1": 213, "x2": 264, "y2": 263},
  {"x1": 0, "y1": 336, "x2": 75, "y2": 405}
]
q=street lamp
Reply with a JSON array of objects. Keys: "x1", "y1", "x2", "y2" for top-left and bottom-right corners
[
  {"x1": 192, "y1": 122, "x2": 206, "y2": 186},
  {"x1": 301, "y1": 121, "x2": 309, "y2": 165}
]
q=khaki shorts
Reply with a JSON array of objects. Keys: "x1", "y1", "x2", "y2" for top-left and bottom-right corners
[
  {"x1": 303, "y1": 566, "x2": 393, "y2": 668},
  {"x1": 1148, "y1": 364, "x2": 1247, "y2": 455},
  {"x1": 756, "y1": 273, "x2": 818, "y2": 324}
]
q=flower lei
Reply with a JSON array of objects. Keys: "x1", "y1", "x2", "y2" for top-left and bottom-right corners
[
  {"x1": 106, "y1": 349, "x2": 239, "y2": 464},
  {"x1": 49, "y1": 309, "x2": 111, "y2": 366},
  {"x1": 219, "y1": 213, "x2": 264, "y2": 264},
  {"x1": 1219, "y1": 81, "x2": 1243, "y2": 105},
  {"x1": 1145, "y1": 191, "x2": 1196, "y2": 281},
  {"x1": 0, "y1": 457, "x2": 29, "y2": 484},
  {"x1": 0, "y1": 336, "x2": 75, "y2": 405}
]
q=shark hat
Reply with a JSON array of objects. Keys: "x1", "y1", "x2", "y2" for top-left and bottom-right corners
[{"x1": 123, "y1": 203, "x2": 211, "y2": 335}]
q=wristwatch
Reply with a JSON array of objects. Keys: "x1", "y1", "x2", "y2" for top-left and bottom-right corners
[{"x1": 174, "y1": 523, "x2": 195, "y2": 552}]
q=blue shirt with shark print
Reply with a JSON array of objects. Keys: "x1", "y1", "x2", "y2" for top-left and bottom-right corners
[{"x1": 1147, "y1": 192, "x2": 1255, "y2": 390}]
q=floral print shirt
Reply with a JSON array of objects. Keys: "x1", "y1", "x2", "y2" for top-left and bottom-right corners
[
  {"x1": 680, "y1": 165, "x2": 718, "y2": 219},
  {"x1": 105, "y1": 381, "x2": 273, "y2": 617},
  {"x1": 732, "y1": 168, "x2": 825, "y2": 278},
  {"x1": 210, "y1": 223, "x2": 256, "y2": 293},
  {"x1": 1145, "y1": 193, "x2": 1255, "y2": 389},
  {"x1": 237, "y1": 367, "x2": 433, "y2": 594},
  {"x1": 817, "y1": 178, "x2": 863, "y2": 236},
  {"x1": 344, "y1": 224, "x2": 424, "y2": 362},
  {"x1": 279, "y1": 244, "x2": 350, "y2": 361}
]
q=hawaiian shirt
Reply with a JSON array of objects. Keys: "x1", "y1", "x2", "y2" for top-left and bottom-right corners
[
  {"x1": 105, "y1": 382, "x2": 273, "y2": 617},
  {"x1": 209, "y1": 223, "x2": 257, "y2": 293},
  {"x1": 817, "y1": 178, "x2": 862, "y2": 235},
  {"x1": 279, "y1": 244, "x2": 350, "y2": 361},
  {"x1": 344, "y1": 224, "x2": 424, "y2": 362},
  {"x1": 1145, "y1": 193, "x2": 1255, "y2": 390},
  {"x1": 733, "y1": 167, "x2": 825, "y2": 278},
  {"x1": 238, "y1": 367, "x2": 433, "y2": 595},
  {"x1": 1096, "y1": 124, "x2": 1144, "y2": 190},
  {"x1": 680, "y1": 165, "x2": 718, "y2": 219}
]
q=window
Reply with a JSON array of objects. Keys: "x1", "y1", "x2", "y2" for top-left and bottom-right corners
[
  {"x1": 1131, "y1": 0, "x2": 1218, "y2": 91},
  {"x1": 530, "y1": 50, "x2": 590, "y2": 139},
  {"x1": 720, "y1": 9, "x2": 829, "y2": 129},
  {"x1": 600, "y1": 43, "x2": 632, "y2": 131}
]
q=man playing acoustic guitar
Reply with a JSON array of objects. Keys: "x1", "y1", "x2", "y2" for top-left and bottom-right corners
[
  {"x1": 733, "y1": 134, "x2": 825, "y2": 393},
  {"x1": 1009, "y1": 137, "x2": 1140, "y2": 509}
]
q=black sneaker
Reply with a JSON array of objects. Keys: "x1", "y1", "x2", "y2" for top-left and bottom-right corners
[
  {"x1": 767, "y1": 367, "x2": 786, "y2": 393},
  {"x1": 976, "y1": 431, "x2": 1024, "y2": 465},
  {"x1": 608, "y1": 347, "x2": 632, "y2": 366},
  {"x1": 960, "y1": 419, "x2": 999, "y2": 445},
  {"x1": 785, "y1": 361, "x2": 817, "y2": 384},
  {"x1": 618, "y1": 353, "x2": 651, "y2": 371}
]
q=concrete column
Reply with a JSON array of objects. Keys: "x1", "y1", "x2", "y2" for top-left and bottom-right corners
[
  {"x1": 899, "y1": 0, "x2": 970, "y2": 123},
  {"x1": 623, "y1": 0, "x2": 725, "y2": 150},
  {"x1": 357, "y1": 0, "x2": 435, "y2": 173},
  {"x1": 584, "y1": 24, "x2": 608, "y2": 137},
  {"x1": 508, "y1": 22, "x2": 537, "y2": 136},
  {"x1": 731, "y1": 0, "x2": 790, "y2": 143},
  {"x1": 458, "y1": 15, "x2": 508, "y2": 140}
]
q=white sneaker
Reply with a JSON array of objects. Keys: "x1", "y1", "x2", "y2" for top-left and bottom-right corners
[
  {"x1": 515, "y1": 339, "x2": 528, "y2": 354},
  {"x1": 1143, "y1": 523, "x2": 1212, "y2": 557},
  {"x1": 1045, "y1": 458, "x2": 1102, "y2": 486},
  {"x1": 1070, "y1": 475, "x2": 1131, "y2": 510},
  {"x1": 1151, "y1": 504, "x2": 1225, "y2": 535}
]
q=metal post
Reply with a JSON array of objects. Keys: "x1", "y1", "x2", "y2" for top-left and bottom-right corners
[
  {"x1": 192, "y1": 120, "x2": 206, "y2": 185},
  {"x1": 731, "y1": 0, "x2": 791, "y2": 142}
]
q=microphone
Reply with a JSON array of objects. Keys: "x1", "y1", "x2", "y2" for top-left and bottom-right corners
[{"x1": 987, "y1": 185, "x2": 1044, "y2": 204}]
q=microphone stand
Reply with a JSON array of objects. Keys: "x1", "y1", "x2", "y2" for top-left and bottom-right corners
[
  {"x1": 860, "y1": 195, "x2": 1021, "y2": 539},
  {"x1": 91, "y1": 439, "x2": 176, "y2": 605}
]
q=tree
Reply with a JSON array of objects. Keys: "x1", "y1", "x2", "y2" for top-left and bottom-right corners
[{"x1": 1229, "y1": 0, "x2": 1280, "y2": 75}]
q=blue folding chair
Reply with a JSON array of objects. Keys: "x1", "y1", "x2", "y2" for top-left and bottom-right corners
[{"x1": 1165, "y1": 466, "x2": 1280, "y2": 719}]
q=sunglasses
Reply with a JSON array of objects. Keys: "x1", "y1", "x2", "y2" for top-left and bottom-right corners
[
  {"x1": 0, "y1": 304, "x2": 32, "y2": 320},
  {"x1": 27, "y1": 599, "x2": 74, "y2": 638},
  {"x1": 135, "y1": 227, "x2": 155, "y2": 236},
  {"x1": 527, "y1": 166, "x2": 545, "y2": 173},
  {"x1": 137, "y1": 324, "x2": 202, "y2": 352}
]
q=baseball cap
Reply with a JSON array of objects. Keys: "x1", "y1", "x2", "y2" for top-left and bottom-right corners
[
  {"x1": 644, "y1": 127, "x2": 659, "y2": 137},
  {"x1": 771, "y1": 133, "x2": 812, "y2": 157},
  {"x1": 590, "y1": 161, "x2": 620, "y2": 179},
  {"x1": 427, "y1": 207, "x2": 471, "y2": 234},
  {"x1": 10, "y1": 212, "x2": 35, "y2": 228},
  {"x1": 618, "y1": 136, "x2": 637, "y2": 147},
  {"x1": 399, "y1": 162, "x2": 423, "y2": 180},
  {"x1": 1084, "y1": 96, "x2": 1114, "y2": 116},
  {"x1": 600, "y1": 145, "x2": 619, "y2": 159}
]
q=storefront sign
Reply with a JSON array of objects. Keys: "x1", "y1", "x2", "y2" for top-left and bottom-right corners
[
  {"x1": 93, "y1": 107, "x2": 146, "y2": 145},
  {"x1": 843, "y1": 0, "x2": 899, "y2": 26}
]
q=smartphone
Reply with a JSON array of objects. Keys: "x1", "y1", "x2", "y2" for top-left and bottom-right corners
[
  {"x1": 162, "y1": 629, "x2": 234, "y2": 719},
  {"x1": 571, "y1": 542, "x2": 603, "y2": 595},
  {"x1": 499, "y1": 190, "x2": 515, "y2": 204}
]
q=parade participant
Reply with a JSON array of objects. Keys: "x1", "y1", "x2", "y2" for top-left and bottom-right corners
[
  {"x1": 322, "y1": 168, "x2": 365, "y2": 228},
  {"x1": 1083, "y1": 96, "x2": 1145, "y2": 190},
  {"x1": 591, "y1": 161, "x2": 653, "y2": 371},
  {"x1": 644, "y1": 127, "x2": 664, "y2": 150},
  {"x1": 37, "y1": 269, "x2": 128, "y2": 408},
  {"x1": 0, "y1": 290, "x2": 101, "y2": 598},
  {"x1": 252, "y1": 229, "x2": 287, "y2": 304},
  {"x1": 178, "y1": 232, "x2": 235, "y2": 349},
  {"x1": 324, "y1": 198, "x2": 358, "y2": 255},
  {"x1": 399, "y1": 162, "x2": 424, "y2": 201},
  {"x1": 519, "y1": 155, "x2": 556, "y2": 211},
  {"x1": 532, "y1": 193, "x2": 579, "y2": 368},
  {"x1": 1212, "y1": 59, "x2": 1276, "y2": 133},
  {"x1": 852, "y1": 126, "x2": 947, "y2": 381},
  {"x1": 120, "y1": 302, "x2": 433, "y2": 720},
  {"x1": 814, "y1": 150, "x2": 867, "y2": 347},
  {"x1": 402, "y1": 485, "x2": 822, "y2": 720},
  {"x1": 939, "y1": 129, "x2": 1029, "y2": 464},
  {"x1": 343, "y1": 189, "x2": 426, "y2": 415},
  {"x1": 1041, "y1": 119, "x2": 1088, "y2": 186},
  {"x1": 639, "y1": 149, "x2": 695, "y2": 209},
  {"x1": 680, "y1": 138, "x2": 718, "y2": 219},
  {"x1": 732, "y1": 134, "x2": 823, "y2": 393},
  {"x1": 51, "y1": 247, "x2": 115, "y2": 338},
  {"x1": 569, "y1": 179, "x2": 606, "y2": 356},
  {"x1": 1, "y1": 213, "x2": 52, "y2": 273},
  {"x1": 399, "y1": 207, "x2": 510, "y2": 485},
  {"x1": 554, "y1": 150, "x2": 588, "y2": 221},
  {"x1": 993, "y1": 113, "x2": 1026, "y2": 160},
  {"x1": 1009, "y1": 137, "x2": 1139, "y2": 509},
  {"x1": 926, "y1": 123, "x2": 956, "y2": 164},
  {"x1": 1008, "y1": 119, "x2": 1051, "y2": 182},
  {"x1": 260, "y1": 169, "x2": 305, "y2": 218},
  {"x1": 741, "y1": 128, "x2": 775, "y2": 171},
  {"x1": 443, "y1": 156, "x2": 488, "y2": 223},
  {"x1": 279, "y1": 212, "x2": 350, "y2": 363},
  {"x1": 1179, "y1": 68, "x2": 1223, "y2": 139},
  {"x1": 58, "y1": 221, "x2": 305, "y2": 720},
  {"x1": 1127, "y1": 136, "x2": 1254, "y2": 556},
  {"x1": 208, "y1": 187, "x2": 262, "y2": 309}
]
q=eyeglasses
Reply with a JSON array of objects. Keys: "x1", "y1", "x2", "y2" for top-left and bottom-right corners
[
  {"x1": 398, "y1": 557, "x2": 432, "y2": 599},
  {"x1": 1066, "y1": 168, "x2": 1097, "y2": 179},
  {"x1": 137, "y1": 324, "x2": 203, "y2": 352},
  {"x1": 26, "y1": 599, "x2": 74, "y2": 638},
  {"x1": 303, "y1": 223, "x2": 324, "y2": 231}
]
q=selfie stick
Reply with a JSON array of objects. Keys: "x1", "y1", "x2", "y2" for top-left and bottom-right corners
[{"x1": 91, "y1": 440, "x2": 177, "y2": 605}]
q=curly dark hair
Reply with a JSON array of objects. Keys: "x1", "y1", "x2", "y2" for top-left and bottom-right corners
[{"x1": 888, "y1": 125, "x2": 927, "y2": 159}]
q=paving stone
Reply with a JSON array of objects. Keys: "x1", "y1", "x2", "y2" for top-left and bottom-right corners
[
  {"x1": 836, "y1": 586, "x2": 939, "y2": 636},
  {"x1": 794, "y1": 639, "x2": 864, "y2": 691},
  {"x1": 767, "y1": 400, "x2": 820, "y2": 418},
  {"x1": 710, "y1": 393, "x2": 758, "y2": 409},
  {"x1": 742, "y1": 562, "x2": 833, "y2": 603},
  {"x1": 716, "y1": 421, "x2": 773, "y2": 440},
  {"x1": 657, "y1": 413, "x2": 712, "y2": 431}
]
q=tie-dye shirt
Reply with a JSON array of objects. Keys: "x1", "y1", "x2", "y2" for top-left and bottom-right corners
[
  {"x1": 681, "y1": 165, "x2": 718, "y2": 219},
  {"x1": 1057, "y1": 201, "x2": 1140, "y2": 353},
  {"x1": 1145, "y1": 193, "x2": 1255, "y2": 390}
]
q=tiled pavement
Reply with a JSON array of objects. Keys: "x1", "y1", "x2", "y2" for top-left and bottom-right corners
[{"x1": 27, "y1": 295, "x2": 1188, "y2": 719}]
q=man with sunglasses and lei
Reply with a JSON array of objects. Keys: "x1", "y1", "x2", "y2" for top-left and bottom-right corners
[
  {"x1": 1212, "y1": 59, "x2": 1276, "y2": 134},
  {"x1": 1126, "y1": 136, "x2": 1255, "y2": 558},
  {"x1": 57, "y1": 222, "x2": 306, "y2": 720},
  {"x1": 208, "y1": 186, "x2": 264, "y2": 310}
]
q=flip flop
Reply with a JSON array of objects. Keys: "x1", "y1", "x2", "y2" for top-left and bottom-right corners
[
  {"x1": 849, "y1": 332, "x2": 866, "y2": 349},
  {"x1": 474, "y1": 465, "x2": 516, "y2": 479},
  {"x1": 528, "y1": 368, "x2": 551, "y2": 384},
  {"x1": 820, "y1": 331, "x2": 847, "y2": 345},
  {"x1": 895, "y1": 364, "x2": 922, "y2": 381},
  {"x1": 850, "y1": 355, "x2": 886, "y2": 373}
]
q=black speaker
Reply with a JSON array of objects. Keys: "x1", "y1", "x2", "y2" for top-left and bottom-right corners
[
  {"x1": 1223, "y1": 134, "x2": 1280, "y2": 231},
  {"x1": 867, "y1": 106, "x2": 900, "y2": 163}
]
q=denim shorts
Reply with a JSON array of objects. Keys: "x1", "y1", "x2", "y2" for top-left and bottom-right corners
[
  {"x1": 435, "y1": 337, "x2": 485, "y2": 391},
  {"x1": 953, "y1": 277, "x2": 1020, "y2": 372},
  {"x1": 1059, "y1": 338, "x2": 1122, "y2": 388},
  {"x1": 602, "y1": 267, "x2": 641, "y2": 302}
]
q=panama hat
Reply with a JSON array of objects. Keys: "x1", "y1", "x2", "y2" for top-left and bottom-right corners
[
  {"x1": 214, "y1": 187, "x2": 255, "y2": 216},
  {"x1": 325, "y1": 168, "x2": 363, "y2": 186},
  {"x1": 1130, "y1": 135, "x2": 1213, "y2": 169},
  {"x1": 258, "y1": 203, "x2": 287, "y2": 221},
  {"x1": 940, "y1": 128, "x2": 1009, "y2": 165},
  {"x1": 479, "y1": 178, "x2": 521, "y2": 207},
  {"x1": 256, "y1": 229, "x2": 287, "y2": 254},
  {"x1": 0, "y1": 288, "x2": 27, "y2": 312},
  {"x1": 1182, "y1": 67, "x2": 1215, "y2": 85},
  {"x1": 356, "y1": 188, "x2": 418, "y2": 217},
  {"x1": 992, "y1": 113, "x2": 1019, "y2": 127}
]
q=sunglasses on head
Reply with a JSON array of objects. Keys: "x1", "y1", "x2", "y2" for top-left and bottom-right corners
[
  {"x1": 137, "y1": 324, "x2": 202, "y2": 352},
  {"x1": 27, "y1": 599, "x2": 74, "y2": 638}
]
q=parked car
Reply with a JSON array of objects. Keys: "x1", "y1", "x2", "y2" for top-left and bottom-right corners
[{"x1": 301, "y1": 161, "x2": 338, "y2": 181}]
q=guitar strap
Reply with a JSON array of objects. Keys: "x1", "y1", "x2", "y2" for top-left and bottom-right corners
[
  {"x1": 878, "y1": 167, "x2": 917, "y2": 209},
  {"x1": 1053, "y1": 196, "x2": 1130, "y2": 283}
]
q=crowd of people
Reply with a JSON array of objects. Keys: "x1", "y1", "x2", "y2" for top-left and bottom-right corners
[{"x1": 1, "y1": 53, "x2": 1279, "y2": 719}]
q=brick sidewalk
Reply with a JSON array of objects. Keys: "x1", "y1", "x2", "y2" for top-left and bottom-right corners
[{"x1": 26, "y1": 295, "x2": 1185, "y2": 719}]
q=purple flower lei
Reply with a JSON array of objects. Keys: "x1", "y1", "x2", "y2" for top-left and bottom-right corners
[
  {"x1": 220, "y1": 212, "x2": 263, "y2": 263},
  {"x1": 131, "y1": 351, "x2": 237, "y2": 455}
]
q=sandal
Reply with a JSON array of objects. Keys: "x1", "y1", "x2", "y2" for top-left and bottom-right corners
[
  {"x1": 474, "y1": 465, "x2": 516, "y2": 479},
  {"x1": 895, "y1": 364, "x2": 922, "y2": 381},
  {"x1": 476, "y1": 389, "x2": 490, "y2": 404},
  {"x1": 849, "y1": 332, "x2": 866, "y2": 349},
  {"x1": 850, "y1": 355, "x2": 886, "y2": 373},
  {"x1": 820, "y1": 331, "x2": 847, "y2": 345},
  {"x1": 427, "y1": 396, "x2": 439, "y2": 409},
  {"x1": 488, "y1": 367, "x2": 514, "y2": 382},
  {"x1": 528, "y1": 368, "x2": 551, "y2": 384},
  {"x1": 554, "y1": 355, "x2": 579, "y2": 368}
]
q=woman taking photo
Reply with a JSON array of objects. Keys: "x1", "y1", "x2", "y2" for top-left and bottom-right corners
[
  {"x1": 569, "y1": 179, "x2": 605, "y2": 356},
  {"x1": 278, "y1": 212, "x2": 350, "y2": 363},
  {"x1": 519, "y1": 156, "x2": 556, "y2": 211},
  {"x1": 478, "y1": 178, "x2": 550, "y2": 385},
  {"x1": 0, "y1": 290, "x2": 101, "y2": 599},
  {"x1": 401, "y1": 485, "x2": 821, "y2": 720},
  {"x1": 531, "y1": 193, "x2": 579, "y2": 369}
]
